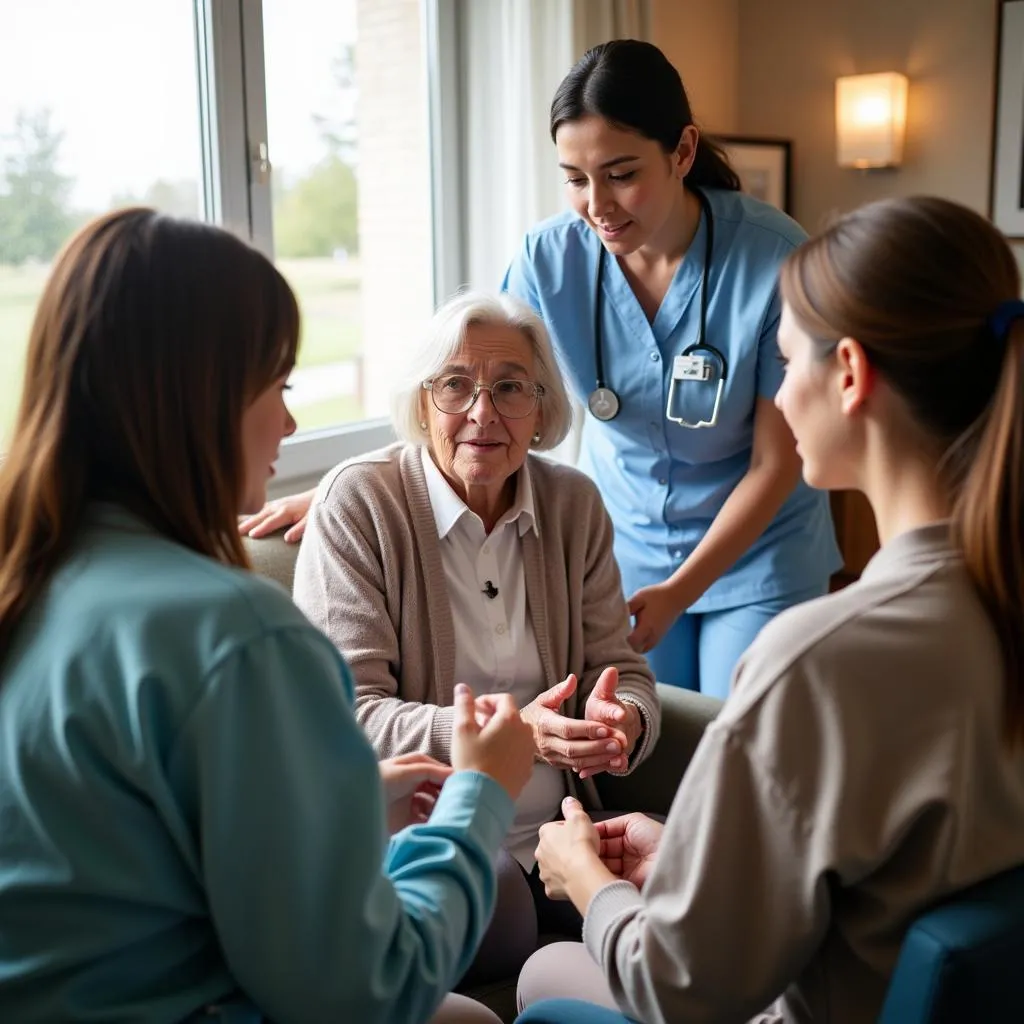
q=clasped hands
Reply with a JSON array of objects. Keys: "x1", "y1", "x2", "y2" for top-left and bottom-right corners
[
  {"x1": 535, "y1": 797, "x2": 665, "y2": 905},
  {"x1": 519, "y1": 667, "x2": 641, "y2": 780}
]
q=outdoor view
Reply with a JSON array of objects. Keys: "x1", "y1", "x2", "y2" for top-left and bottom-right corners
[{"x1": 0, "y1": 0, "x2": 390, "y2": 449}]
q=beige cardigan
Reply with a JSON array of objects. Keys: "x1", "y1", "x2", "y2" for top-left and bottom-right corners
[{"x1": 293, "y1": 442, "x2": 660, "y2": 808}]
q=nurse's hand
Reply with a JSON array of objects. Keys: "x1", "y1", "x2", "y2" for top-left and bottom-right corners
[
  {"x1": 628, "y1": 582, "x2": 683, "y2": 654},
  {"x1": 238, "y1": 488, "x2": 316, "y2": 543},
  {"x1": 521, "y1": 674, "x2": 629, "y2": 775}
]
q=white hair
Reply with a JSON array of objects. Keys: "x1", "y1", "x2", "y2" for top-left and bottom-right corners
[{"x1": 390, "y1": 290, "x2": 573, "y2": 449}]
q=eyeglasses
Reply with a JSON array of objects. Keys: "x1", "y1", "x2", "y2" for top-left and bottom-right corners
[{"x1": 423, "y1": 374, "x2": 545, "y2": 418}]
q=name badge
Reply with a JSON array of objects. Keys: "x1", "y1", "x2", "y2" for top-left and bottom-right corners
[{"x1": 673, "y1": 354, "x2": 712, "y2": 382}]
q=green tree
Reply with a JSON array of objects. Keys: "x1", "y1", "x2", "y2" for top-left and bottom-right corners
[
  {"x1": 274, "y1": 155, "x2": 358, "y2": 258},
  {"x1": 0, "y1": 109, "x2": 76, "y2": 265}
]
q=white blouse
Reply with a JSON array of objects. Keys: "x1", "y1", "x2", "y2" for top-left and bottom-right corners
[{"x1": 421, "y1": 448, "x2": 565, "y2": 868}]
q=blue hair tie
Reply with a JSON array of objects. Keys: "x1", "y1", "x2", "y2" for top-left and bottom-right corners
[{"x1": 988, "y1": 299, "x2": 1024, "y2": 342}]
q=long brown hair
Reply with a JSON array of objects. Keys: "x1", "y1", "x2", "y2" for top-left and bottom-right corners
[
  {"x1": 780, "y1": 196, "x2": 1024, "y2": 743},
  {"x1": 0, "y1": 208, "x2": 300, "y2": 658}
]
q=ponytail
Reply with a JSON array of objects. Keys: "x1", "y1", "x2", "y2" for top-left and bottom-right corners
[
  {"x1": 688, "y1": 134, "x2": 741, "y2": 192},
  {"x1": 953, "y1": 319, "x2": 1024, "y2": 743}
]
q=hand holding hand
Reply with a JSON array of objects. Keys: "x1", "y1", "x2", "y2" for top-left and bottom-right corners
[
  {"x1": 594, "y1": 812, "x2": 664, "y2": 889},
  {"x1": 450, "y1": 683, "x2": 535, "y2": 800},
  {"x1": 238, "y1": 488, "x2": 316, "y2": 543},
  {"x1": 521, "y1": 674, "x2": 628, "y2": 776},
  {"x1": 379, "y1": 753, "x2": 452, "y2": 833},
  {"x1": 628, "y1": 582, "x2": 683, "y2": 654},
  {"x1": 581, "y1": 667, "x2": 642, "y2": 778},
  {"x1": 535, "y1": 797, "x2": 601, "y2": 900}
]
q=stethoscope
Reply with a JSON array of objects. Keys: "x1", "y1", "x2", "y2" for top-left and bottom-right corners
[{"x1": 587, "y1": 186, "x2": 728, "y2": 428}]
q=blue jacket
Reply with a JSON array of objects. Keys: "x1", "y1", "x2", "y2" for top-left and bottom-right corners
[{"x1": 0, "y1": 505, "x2": 514, "y2": 1023}]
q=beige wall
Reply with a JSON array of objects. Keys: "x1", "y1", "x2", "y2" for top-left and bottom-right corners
[
  {"x1": 652, "y1": 0, "x2": 740, "y2": 134},
  {"x1": 734, "y1": 0, "x2": 998, "y2": 233},
  {"x1": 652, "y1": 0, "x2": 1000, "y2": 234}
]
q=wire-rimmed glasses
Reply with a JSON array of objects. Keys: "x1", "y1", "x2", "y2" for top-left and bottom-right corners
[{"x1": 422, "y1": 374, "x2": 545, "y2": 418}]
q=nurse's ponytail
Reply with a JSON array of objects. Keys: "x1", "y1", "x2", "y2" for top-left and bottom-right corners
[
  {"x1": 780, "y1": 196, "x2": 1024, "y2": 745},
  {"x1": 550, "y1": 39, "x2": 741, "y2": 193}
]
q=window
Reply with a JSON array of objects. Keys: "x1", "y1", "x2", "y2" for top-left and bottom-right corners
[
  {"x1": 256, "y1": 0, "x2": 436, "y2": 449},
  {"x1": 2, "y1": 0, "x2": 454, "y2": 481},
  {"x1": 0, "y1": 0, "x2": 202, "y2": 448}
]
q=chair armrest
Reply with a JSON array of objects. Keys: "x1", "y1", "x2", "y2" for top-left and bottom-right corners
[
  {"x1": 243, "y1": 531, "x2": 301, "y2": 594},
  {"x1": 596, "y1": 684, "x2": 720, "y2": 816}
]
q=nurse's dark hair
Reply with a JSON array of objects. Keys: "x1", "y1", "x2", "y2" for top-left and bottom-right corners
[
  {"x1": 780, "y1": 196, "x2": 1024, "y2": 744},
  {"x1": 549, "y1": 39, "x2": 741, "y2": 192},
  {"x1": 0, "y1": 208, "x2": 299, "y2": 660}
]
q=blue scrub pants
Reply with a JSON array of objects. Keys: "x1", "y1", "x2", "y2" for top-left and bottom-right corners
[{"x1": 646, "y1": 583, "x2": 826, "y2": 699}]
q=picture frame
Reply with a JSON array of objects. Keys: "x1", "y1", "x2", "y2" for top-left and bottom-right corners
[
  {"x1": 717, "y1": 136, "x2": 793, "y2": 215},
  {"x1": 991, "y1": 0, "x2": 1024, "y2": 238}
]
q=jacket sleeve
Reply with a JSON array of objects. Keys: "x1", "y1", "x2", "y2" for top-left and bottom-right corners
[
  {"x1": 583, "y1": 717, "x2": 829, "y2": 1024},
  {"x1": 167, "y1": 624, "x2": 514, "y2": 1024},
  {"x1": 572, "y1": 480, "x2": 661, "y2": 771},
  {"x1": 292, "y1": 483, "x2": 456, "y2": 761}
]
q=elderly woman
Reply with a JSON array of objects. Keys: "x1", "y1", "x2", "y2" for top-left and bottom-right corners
[{"x1": 291, "y1": 291, "x2": 660, "y2": 985}]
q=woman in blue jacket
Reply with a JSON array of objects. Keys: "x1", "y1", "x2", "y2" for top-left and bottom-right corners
[{"x1": 0, "y1": 209, "x2": 535, "y2": 1024}]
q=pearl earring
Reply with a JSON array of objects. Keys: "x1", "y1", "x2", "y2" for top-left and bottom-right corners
[
  {"x1": 532, "y1": 432, "x2": 541, "y2": 444},
  {"x1": 420, "y1": 421, "x2": 428, "y2": 431}
]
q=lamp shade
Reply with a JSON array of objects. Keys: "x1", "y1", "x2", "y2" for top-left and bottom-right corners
[{"x1": 835, "y1": 72, "x2": 908, "y2": 168}]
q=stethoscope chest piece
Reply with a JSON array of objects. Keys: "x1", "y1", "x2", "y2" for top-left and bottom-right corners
[
  {"x1": 589, "y1": 186, "x2": 725, "y2": 428},
  {"x1": 588, "y1": 386, "x2": 620, "y2": 421}
]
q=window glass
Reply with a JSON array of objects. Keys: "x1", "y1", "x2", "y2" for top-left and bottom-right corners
[
  {"x1": 263, "y1": 0, "x2": 435, "y2": 432},
  {"x1": 0, "y1": 1, "x2": 202, "y2": 449}
]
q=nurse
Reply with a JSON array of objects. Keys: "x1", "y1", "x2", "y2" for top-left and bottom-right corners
[{"x1": 500, "y1": 39, "x2": 840, "y2": 695}]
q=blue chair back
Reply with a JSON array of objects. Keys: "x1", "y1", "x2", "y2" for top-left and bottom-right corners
[
  {"x1": 878, "y1": 862, "x2": 1024, "y2": 1023},
  {"x1": 514, "y1": 1000, "x2": 633, "y2": 1023}
]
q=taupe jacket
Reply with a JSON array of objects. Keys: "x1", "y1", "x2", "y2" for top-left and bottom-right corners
[{"x1": 584, "y1": 524, "x2": 1024, "y2": 1023}]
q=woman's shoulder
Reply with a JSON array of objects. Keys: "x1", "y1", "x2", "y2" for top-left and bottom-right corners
[
  {"x1": 521, "y1": 210, "x2": 593, "y2": 259},
  {"x1": 706, "y1": 188, "x2": 808, "y2": 254},
  {"x1": 43, "y1": 522, "x2": 328, "y2": 688},
  {"x1": 527, "y1": 454, "x2": 606, "y2": 515},
  {"x1": 316, "y1": 441, "x2": 410, "y2": 506},
  {"x1": 723, "y1": 555, "x2": 1002, "y2": 742}
]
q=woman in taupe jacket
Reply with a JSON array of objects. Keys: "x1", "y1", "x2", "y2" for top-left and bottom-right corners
[
  {"x1": 521, "y1": 196, "x2": 1024, "y2": 1023},
  {"x1": 291, "y1": 292, "x2": 660, "y2": 987}
]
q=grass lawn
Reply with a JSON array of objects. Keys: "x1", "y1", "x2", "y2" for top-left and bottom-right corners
[{"x1": 0, "y1": 257, "x2": 365, "y2": 448}]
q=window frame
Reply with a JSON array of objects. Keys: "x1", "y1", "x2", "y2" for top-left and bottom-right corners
[{"x1": 196, "y1": 0, "x2": 460, "y2": 491}]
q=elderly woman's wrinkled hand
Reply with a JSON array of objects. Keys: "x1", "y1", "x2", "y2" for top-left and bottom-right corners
[
  {"x1": 520, "y1": 674, "x2": 629, "y2": 775},
  {"x1": 238, "y1": 489, "x2": 315, "y2": 543},
  {"x1": 581, "y1": 667, "x2": 643, "y2": 779}
]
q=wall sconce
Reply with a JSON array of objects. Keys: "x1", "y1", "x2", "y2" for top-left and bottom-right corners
[{"x1": 835, "y1": 72, "x2": 908, "y2": 169}]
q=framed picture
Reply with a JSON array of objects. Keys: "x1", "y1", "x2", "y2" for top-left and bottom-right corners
[
  {"x1": 991, "y1": 0, "x2": 1024, "y2": 238},
  {"x1": 717, "y1": 136, "x2": 793, "y2": 215}
]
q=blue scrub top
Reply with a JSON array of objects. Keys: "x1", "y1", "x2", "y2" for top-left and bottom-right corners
[{"x1": 502, "y1": 187, "x2": 841, "y2": 612}]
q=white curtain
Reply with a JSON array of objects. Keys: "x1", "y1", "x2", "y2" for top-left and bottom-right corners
[{"x1": 458, "y1": 0, "x2": 651, "y2": 292}]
